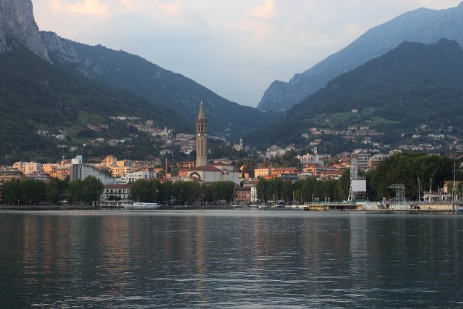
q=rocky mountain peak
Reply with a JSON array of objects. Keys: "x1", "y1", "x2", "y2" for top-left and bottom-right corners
[{"x1": 0, "y1": 0, "x2": 49, "y2": 61}]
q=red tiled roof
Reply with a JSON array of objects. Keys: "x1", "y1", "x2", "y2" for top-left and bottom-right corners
[{"x1": 192, "y1": 166, "x2": 221, "y2": 172}]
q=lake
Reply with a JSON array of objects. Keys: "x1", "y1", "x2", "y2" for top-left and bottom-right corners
[{"x1": 0, "y1": 209, "x2": 462, "y2": 308}]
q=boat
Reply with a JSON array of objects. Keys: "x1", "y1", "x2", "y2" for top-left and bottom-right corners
[
  {"x1": 124, "y1": 202, "x2": 161, "y2": 210},
  {"x1": 258, "y1": 204, "x2": 268, "y2": 210}
]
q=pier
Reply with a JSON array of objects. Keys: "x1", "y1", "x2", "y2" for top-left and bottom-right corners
[{"x1": 304, "y1": 203, "x2": 363, "y2": 211}]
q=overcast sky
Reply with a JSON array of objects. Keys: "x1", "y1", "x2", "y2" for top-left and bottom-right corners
[{"x1": 32, "y1": 0, "x2": 462, "y2": 107}]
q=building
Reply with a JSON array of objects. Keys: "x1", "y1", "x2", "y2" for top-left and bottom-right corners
[
  {"x1": 101, "y1": 184, "x2": 131, "y2": 202},
  {"x1": 43, "y1": 158, "x2": 72, "y2": 180},
  {"x1": 234, "y1": 187, "x2": 251, "y2": 205},
  {"x1": 196, "y1": 101, "x2": 208, "y2": 167},
  {"x1": 185, "y1": 164, "x2": 240, "y2": 185},
  {"x1": 116, "y1": 171, "x2": 156, "y2": 184},
  {"x1": 272, "y1": 167, "x2": 299, "y2": 176},
  {"x1": 71, "y1": 155, "x2": 115, "y2": 185},
  {"x1": 353, "y1": 151, "x2": 371, "y2": 169},
  {"x1": 99, "y1": 156, "x2": 134, "y2": 177},
  {"x1": 13, "y1": 162, "x2": 43, "y2": 175},
  {"x1": 182, "y1": 102, "x2": 240, "y2": 185},
  {"x1": 254, "y1": 167, "x2": 271, "y2": 178},
  {"x1": 368, "y1": 154, "x2": 389, "y2": 170}
]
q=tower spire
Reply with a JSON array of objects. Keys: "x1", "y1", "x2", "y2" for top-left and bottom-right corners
[
  {"x1": 197, "y1": 100, "x2": 206, "y2": 120},
  {"x1": 196, "y1": 100, "x2": 208, "y2": 167}
]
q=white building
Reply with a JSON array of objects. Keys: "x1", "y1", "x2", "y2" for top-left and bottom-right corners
[
  {"x1": 116, "y1": 171, "x2": 157, "y2": 184},
  {"x1": 101, "y1": 184, "x2": 131, "y2": 202},
  {"x1": 186, "y1": 164, "x2": 240, "y2": 186},
  {"x1": 71, "y1": 156, "x2": 114, "y2": 185}
]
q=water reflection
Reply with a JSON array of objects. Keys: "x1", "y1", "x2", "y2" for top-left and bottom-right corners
[{"x1": 0, "y1": 211, "x2": 463, "y2": 307}]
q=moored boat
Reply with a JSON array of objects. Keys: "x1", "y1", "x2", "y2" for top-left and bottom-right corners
[{"x1": 124, "y1": 202, "x2": 161, "y2": 210}]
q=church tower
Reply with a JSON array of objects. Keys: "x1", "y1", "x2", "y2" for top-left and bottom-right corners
[{"x1": 196, "y1": 101, "x2": 208, "y2": 167}]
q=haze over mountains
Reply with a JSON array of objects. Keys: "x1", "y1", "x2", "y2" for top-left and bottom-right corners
[
  {"x1": 1, "y1": 0, "x2": 463, "y2": 162},
  {"x1": 249, "y1": 39, "x2": 463, "y2": 152},
  {"x1": 1, "y1": 0, "x2": 279, "y2": 143},
  {"x1": 41, "y1": 32, "x2": 279, "y2": 138},
  {"x1": 258, "y1": 2, "x2": 463, "y2": 112},
  {"x1": 0, "y1": 0, "x2": 191, "y2": 161}
]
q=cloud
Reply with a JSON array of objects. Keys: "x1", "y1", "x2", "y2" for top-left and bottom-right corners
[
  {"x1": 118, "y1": 0, "x2": 136, "y2": 12},
  {"x1": 48, "y1": 0, "x2": 111, "y2": 17},
  {"x1": 34, "y1": 0, "x2": 463, "y2": 106},
  {"x1": 159, "y1": 2, "x2": 182, "y2": 17},
  {"x1": 246, "y1": 0, "x2": 274, "y2": 19}
]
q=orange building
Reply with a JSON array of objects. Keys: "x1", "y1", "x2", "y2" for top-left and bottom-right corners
[{"x1": 234, "y1": 187, "x2": 252, "y2": 205}]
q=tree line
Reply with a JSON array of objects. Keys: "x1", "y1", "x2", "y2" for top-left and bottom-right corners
[
  {"x1": 1, "y1": 153, "x2": 458, "y2": 206},
  {"x1": 0, "y1": 177, "x2": 236, "y2": 206},
  {"x1": 256, "y1": 177, "x2": 346, "y2": 204},
  {"x1": 256, "y1": 153, "x2": 457, "y2": 203},
  {"x1": 1, "y1": 177, "x2": 103, "y2": 205},
  {"x1": 130, "y1": 180, "x2": 235, "y2": 205}
]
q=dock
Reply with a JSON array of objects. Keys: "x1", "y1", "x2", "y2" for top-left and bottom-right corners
[{"x1": 304, "y1": 203, "x2": 363, "y2": 211}]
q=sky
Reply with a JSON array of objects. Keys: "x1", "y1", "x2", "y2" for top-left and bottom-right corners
[{"x1": 32, "y1": 0, "x2": 462, "y2": 107}]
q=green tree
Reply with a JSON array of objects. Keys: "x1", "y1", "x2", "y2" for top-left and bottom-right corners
[
  {"x1": 130, "y1": 179, "x2": 161, "y2": 202},
  {"x1": 172, "y1": 181, "x2": 200, "y2": 205},
  {"x1": 371, "y1": 153, "x2": 455, "y2": 200},
  {"x1": 82, "y1": 176, "x2": 104, "y2": 204},
  {"x1": 68, "y1": 179, "x2": 84, "y2": 204},
  {"x1": 2, "y1": 179, "x2": 21, "y2": 205},
  {"x1": 46, "y1": 178, "x2": 69, "y2": 204}
]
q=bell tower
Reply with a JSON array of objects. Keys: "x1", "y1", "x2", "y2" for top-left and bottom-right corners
[{"x1": 196, "y1": 100, "x2": 208, "y2": 167}]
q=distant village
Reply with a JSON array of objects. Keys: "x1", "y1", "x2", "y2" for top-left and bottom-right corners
[{"x1": 1, "y1": 104, "x2": 461, "y2": 206}]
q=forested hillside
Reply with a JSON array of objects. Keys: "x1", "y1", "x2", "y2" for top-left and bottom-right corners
[
  {"x1": 0, "y1": 47, "x2": 189, "y2": 163},
  {"x1": 248, "y1": 39, "x2": 463, "y2": 150}
]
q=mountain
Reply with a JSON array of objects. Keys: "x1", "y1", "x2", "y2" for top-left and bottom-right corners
[
  {"x1": 40, "y1": 34, "x2": 280, "y2": 140},
  {"x1": 257, "y1": 2, "x2": 463, "y2": 112},
  {"x1": 0, "y1": 0, "x2": 192, "y2": 163},
  {"x1": 0, "y1": 46, "x2": 191, "y2": 163},
  {"x1": 248, "y1": 39, "x2": 463, "y2": 151},
  {"x1": 0, "y1": 0, "x2": 48, "y2": 60},
  {"x1": 0, "y1": 0, "x2": 280, "y2": 164}
]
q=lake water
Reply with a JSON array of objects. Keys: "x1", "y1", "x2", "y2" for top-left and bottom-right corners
[{"x1": 1, "y1": 209, "x2": 463, "y2": 308}]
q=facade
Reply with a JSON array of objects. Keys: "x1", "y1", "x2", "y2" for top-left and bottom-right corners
[
  {"x1": 99, "y1": 156, "x2": 134, "y2": 177},
  {"x1": 26, "y1": 173, "x2": 51, "y2": 182},
  {"x1": 186, "y1": 164, "x2": 240, "y2": 185},
  {"x1": 116, "y1": 171, "x2": 156, "y2": 184},
  {"x1": 255, "y1": 167, "x2": 271, "y2": 178},
  {"x1": 368, "y1": 154, "x2": 389, "y2": 170},
  {"x1": 354, "y1": 152, "x2": 371, "y2": 169},
  {"x1": 234, "y1": 187, "x2": 251, "y2": 204},
  {"x1": 101, "y1": 184, "x2": 131, "y2": 201},
  {"x1": 272, "y1": 167, "x2": 298, "y2": 175},
  {"x1": 71, "y1": 156, "x2": 115, "y2": 185},
  {"x1": 196, "y1": 101, "x2": 208, "y2": 167},
  {"x1": 71, "y1": 164, "x2": 115, "y2": 184},
  {"x1": 254, "y1": 167, "x2": 299, "y2": 179},
  {"x1": 43, "y1": 159, "x2": 72, "y2": 180},
  {"x1": 13, "y1": 162, "x2": 43, "y2": 175}
]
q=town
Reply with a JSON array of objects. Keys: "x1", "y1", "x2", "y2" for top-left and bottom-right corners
[{"x1": 1, "y1": 102, "x2": 461, "y2": 209}]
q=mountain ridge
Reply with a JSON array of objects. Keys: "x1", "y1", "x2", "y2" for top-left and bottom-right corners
[
  {"x1": 40, "y1": 33, "x2": 280, "y2": 139},
  {"x1": 0, "y1": 46, "x2": 190, "y2": 162},
  {"x1": 0, "y1": 0, "x2": 280, "y2": 141},
  {"x1": 258, "y1": 2, "x2": 463, "y2": 112},
  {"x1": 248, "y1": 39, "x2": 463, "y2": 151}
]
